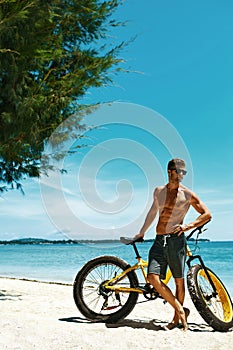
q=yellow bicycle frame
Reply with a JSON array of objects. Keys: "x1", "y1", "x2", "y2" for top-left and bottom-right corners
[
  {"x1": 103, "y1": 245, "x2": 193, "y2": 294},
  {"x1": 103, "y1": 258, "x2": 149, "y2": 294}
]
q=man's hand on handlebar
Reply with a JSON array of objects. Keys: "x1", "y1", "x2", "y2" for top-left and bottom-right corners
[{"x1": 133, "y1": 233, "x2": 145, "y2": 241}]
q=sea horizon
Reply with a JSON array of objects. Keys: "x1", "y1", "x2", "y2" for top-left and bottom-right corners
[{"x1": 1, "y1": 237, "x2": 232, "y2": 244}]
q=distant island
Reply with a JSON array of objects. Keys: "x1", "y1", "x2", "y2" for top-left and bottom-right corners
[
  {"x1": 0, "y1": 237, "x2": 210, "y2": 245},
  {"x1": 0, "y1": 238, "x2": 119, "y2": 245}
]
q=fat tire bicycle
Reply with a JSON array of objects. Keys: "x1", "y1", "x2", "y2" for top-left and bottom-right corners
[{"x1": 73, "y1": 224, "x2": 233, "y2": 332}]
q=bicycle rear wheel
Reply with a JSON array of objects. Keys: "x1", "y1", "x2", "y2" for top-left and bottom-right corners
[
  {"x1": 187, "y1": 264, "x2": 233, "y2": 331},
  {"x1": 73, "y1": 255, "x2": 139, "y2": 323}
]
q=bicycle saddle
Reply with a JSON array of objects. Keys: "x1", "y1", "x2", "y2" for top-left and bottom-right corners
[{"x1": 120, "y1": 236, "x2": 144, "y2": 245}]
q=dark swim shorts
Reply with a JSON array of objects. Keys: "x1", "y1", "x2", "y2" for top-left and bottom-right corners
[{"x1": 148, "y1": 233, "x2": 187, "y2": 279}]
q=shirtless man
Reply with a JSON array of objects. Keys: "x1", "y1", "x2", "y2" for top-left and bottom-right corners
[{"x1": 134, "y1": 158, "x2": 212, "y2": 331}]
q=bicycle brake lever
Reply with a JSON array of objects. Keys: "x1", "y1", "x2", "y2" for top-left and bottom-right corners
[{"x1": 199, "y1": 227, "x2": 208, "y2": 234}]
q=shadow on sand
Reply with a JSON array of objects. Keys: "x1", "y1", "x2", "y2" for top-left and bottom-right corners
[
  {"x1": 59, "y1": 316, "x2": 215, "y2": 332},
  {"x1": 0, "y1": 289, "x2": 22, "y2": 301}
]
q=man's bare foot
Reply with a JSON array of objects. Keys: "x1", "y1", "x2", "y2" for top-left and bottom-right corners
[
  {"x1": 163, "y1": 322, "x2": 179, "y2": 331},
  {"x1": 179, "y1": 307, "x2": 190, "y2": 331},
  {"x1": 165, "y1": 307, "x2": 190, "y2": 331}
]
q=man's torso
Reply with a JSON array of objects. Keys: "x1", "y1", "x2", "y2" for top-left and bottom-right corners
[{"x1": 155, "y1": 184, "x2": 192, "y2": 235}]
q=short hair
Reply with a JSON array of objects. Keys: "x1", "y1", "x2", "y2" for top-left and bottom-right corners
[{"x1": 167, "y1": 158, "x2": 185, "y2": 170}]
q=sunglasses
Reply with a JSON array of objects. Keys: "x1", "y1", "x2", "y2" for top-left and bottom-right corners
[{"x1": 170, "y1": 168, "x2": 187, "y2": 175}]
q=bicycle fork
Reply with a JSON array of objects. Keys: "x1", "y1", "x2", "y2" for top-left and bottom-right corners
[{"x1": 186, "y1": 254, "x2": 217, "y2": 298}]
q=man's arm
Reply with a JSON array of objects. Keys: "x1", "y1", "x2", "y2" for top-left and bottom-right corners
[
  {"x1": 134, "y1": 188, "x2": 159, "y2": 239},
  {"x1": 175, "y1": 192, "x2": 212, "y2": 233}
]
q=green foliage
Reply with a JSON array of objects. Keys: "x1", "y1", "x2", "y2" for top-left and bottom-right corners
[{"x1": 0, "y1": 0, "x2": 125, "y2": 192}]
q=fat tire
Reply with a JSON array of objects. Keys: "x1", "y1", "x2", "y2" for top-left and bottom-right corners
[
  {"x1": 187, "y1": 264, "x2": 233, "y2": 332},
  {"x1": 73, "y1": 255, "x2": 139, "y2": 323}
]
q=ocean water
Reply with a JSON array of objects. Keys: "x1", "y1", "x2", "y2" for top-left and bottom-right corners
[{"x1": 0, "y1": 240, "x2": 233, "y2": 296}]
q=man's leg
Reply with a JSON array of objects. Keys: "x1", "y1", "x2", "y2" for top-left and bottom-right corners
[
  {"x1": 168, "y1": 277, "x2": 189, "y2": 327},
  {"x1": 147, "y1": 273, "x2": 188, "y2": 330},
  {"x1": 175, "y1": 277, "x2": 185, "y2": 304},
  {"x1": 164, "y1": 234, "x2": 188, "y2": 328}
]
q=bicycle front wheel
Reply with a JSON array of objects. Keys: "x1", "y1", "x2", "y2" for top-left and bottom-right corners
[
  {"x1": 187, "y1": 264, "x2": 233, "y2": 331},
  {"x1": 73, "y1": 256, "x2": 139, "y2": 323}
]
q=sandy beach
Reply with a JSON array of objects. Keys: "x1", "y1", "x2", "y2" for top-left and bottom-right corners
[{"x1": 0, "y1": 277, "x2": 232, "y2": 350}]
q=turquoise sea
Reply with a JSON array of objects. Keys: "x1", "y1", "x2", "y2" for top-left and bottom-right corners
[{"x1": 0, "y1": 240, "x2": 233, "y2": 296}]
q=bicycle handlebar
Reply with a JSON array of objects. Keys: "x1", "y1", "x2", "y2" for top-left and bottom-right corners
[
  {"x1": 120, "y1": 236, "x2": 144, "y2": 245},
  {"x1": 186, "y1": 220, "x2": 210, "y2": 241},
  {"x1": 120, "y1": 220, "x2": 211, "y2": 245}
]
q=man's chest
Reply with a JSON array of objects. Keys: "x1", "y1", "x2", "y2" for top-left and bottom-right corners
[{"x1": 158, "y1": 189, "x2": 189, "y2": 209}]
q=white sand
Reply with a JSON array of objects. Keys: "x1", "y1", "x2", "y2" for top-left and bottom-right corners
[{"x1": 0, "y1": 277, "x2": 232, "y2": 350}]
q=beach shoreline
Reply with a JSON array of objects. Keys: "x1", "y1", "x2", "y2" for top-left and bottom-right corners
[
  {"x1": 0, "y1": 275, "x2": 72, "y2": 286},
  {"x1": 1, "y1": 277, "x2": 232, "y2": 350}
]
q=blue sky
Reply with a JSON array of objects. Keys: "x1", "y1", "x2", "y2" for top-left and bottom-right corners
[{"x1": 1, "y1": 0, "x2": 233, "y2": 241}]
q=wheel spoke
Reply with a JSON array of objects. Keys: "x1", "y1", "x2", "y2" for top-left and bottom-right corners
[
  {"x1": 198, "y1": 271, "x2": 229, "y2": 321},
  {"x1": 73, "y1": 256, "x2": 139, "y2": 322},
  {"x1": 187, "y1": 264, "x2": 233, "y2": 331}
]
